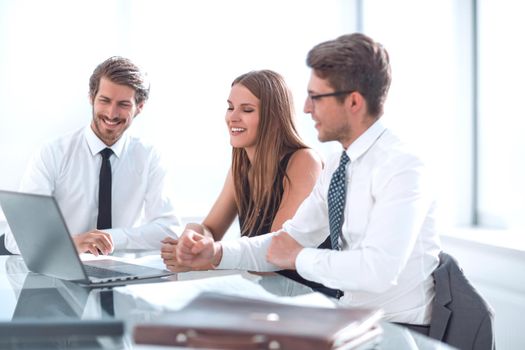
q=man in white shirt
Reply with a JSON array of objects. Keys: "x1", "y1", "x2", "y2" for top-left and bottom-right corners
[
  {"x1": 5, "y1": 56, "x2": 180, "y2": 255},
  {"x1": 176, "y1": 34, "x2": 441, "y2": 327}
]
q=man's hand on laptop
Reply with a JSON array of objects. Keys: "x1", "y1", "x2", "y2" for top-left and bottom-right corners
[{"x1": 73, "y1": 230, "x2": 114, "y2": 256}]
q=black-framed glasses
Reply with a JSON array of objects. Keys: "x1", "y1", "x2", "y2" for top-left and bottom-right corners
[{"x1": 308, "y1": 90, "x2": 355, "y2": 101}]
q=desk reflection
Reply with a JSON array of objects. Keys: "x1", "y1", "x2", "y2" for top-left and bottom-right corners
[
  {"x1": 2, "y1": 256, "x2": 123, "y2": 349},
  {"x1": 1, "y1": 254, "x2": 456, "y2": 350}
]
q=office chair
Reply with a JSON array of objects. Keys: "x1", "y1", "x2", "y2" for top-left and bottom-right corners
[{"x1": 429, "y1": 251, "x2": 495, "y2": 350}]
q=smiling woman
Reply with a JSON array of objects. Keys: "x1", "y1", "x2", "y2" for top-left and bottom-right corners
[
  {"x1": 161, "y1": 70, "x2": 323, "y2": 276},
  {"x1": 226, "y1": 84, "x2": 260, "y2": 156}
]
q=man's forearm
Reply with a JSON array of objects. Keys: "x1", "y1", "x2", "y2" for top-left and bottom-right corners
[{"x1": 217, "y1": 234, "x2": 279, "y2": 271}]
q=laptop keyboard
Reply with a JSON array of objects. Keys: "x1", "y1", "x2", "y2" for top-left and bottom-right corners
[{"x1": 84, "y1": 264, "x2": 131, "y2": 279}]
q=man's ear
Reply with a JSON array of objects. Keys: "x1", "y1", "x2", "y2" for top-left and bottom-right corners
[
  {"x1": 345, "y1": 91, "x2": 364, "y2": 113},
  {"x1": 135, "y1": 101, "x2": 145, "y2": 116},
  {"x1": 89, "y1": 94, "x2": 94, "y2": 106}
]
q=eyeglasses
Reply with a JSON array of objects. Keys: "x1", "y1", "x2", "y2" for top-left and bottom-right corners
[{"x1": 308, "y1": 90, "x2": 355, "y2": 101}]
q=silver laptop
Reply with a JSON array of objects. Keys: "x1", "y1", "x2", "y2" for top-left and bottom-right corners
[{"x1": 0, "y1": 190, "x2": 174, "y2": 286}]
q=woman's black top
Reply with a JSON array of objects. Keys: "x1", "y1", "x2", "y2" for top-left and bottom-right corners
[{"x1": 238, "y1": 151, "x2": 343, "y2": 299}]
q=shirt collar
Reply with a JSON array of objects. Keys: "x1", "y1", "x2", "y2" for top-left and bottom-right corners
[
  {"x1": 345, "y1": 119, "x2": 387, "y2": 162},
  {"x1": 84, "y1": 125, "x2": 127, "y2": 159}
]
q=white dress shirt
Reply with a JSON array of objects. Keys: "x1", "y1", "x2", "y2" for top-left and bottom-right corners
[
  {"x1": 5, "y1": 126, "x2": 181, "y2": 254},
  {"x1": 218, "y1": 120, "x2": 441, "y2": 324}
]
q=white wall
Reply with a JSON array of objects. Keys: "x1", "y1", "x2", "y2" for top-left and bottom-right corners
[{"x1": 362, "y1": 0, "x2": 474, "y2": 228}]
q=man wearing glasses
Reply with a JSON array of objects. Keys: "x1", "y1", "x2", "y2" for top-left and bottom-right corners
[{"x1": 177, "y1": 33, "x2": 441, "y2": 333}]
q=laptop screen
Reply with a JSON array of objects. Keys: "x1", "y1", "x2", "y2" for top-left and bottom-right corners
[{"x1": 0, "y1": 191, "x2": 88, "y2": 282}]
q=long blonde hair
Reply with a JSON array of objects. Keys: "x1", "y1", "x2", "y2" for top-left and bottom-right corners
[{"x1": 231, "y1": 70, "x2": 307, "y2": 236}]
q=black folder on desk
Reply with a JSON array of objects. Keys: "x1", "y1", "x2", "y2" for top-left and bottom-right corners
[{"x1": 134, "y1": 292, "x2": 383, "y2": 350}]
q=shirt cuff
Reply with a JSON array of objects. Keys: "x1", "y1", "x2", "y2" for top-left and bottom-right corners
[
  {"x1": 104, "y1": 228, "x2": 128, "y2": 250},
  {"x1": 216, "y1": 240, "x2": 242, "y2": 269},
  {"x1": 296, "y1": 247, "x2": 322, "y2": 282}
]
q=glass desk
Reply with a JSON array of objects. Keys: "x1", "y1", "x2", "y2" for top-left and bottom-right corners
[{"x1": 0, "y1": 253, "x2": 455, "y2": 349}]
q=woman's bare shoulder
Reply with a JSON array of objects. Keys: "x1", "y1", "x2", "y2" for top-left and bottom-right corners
[
  {"x1": 288, "y1": 148, "x2": 322, "y2": 170},
  {"x1": 285, "y1": 148, "x2": 323, "y2": 183}
]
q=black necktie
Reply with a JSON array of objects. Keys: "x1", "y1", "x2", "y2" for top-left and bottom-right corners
[{"x1": 97, "y1": 148, "x2": 113, "y2": 230}]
